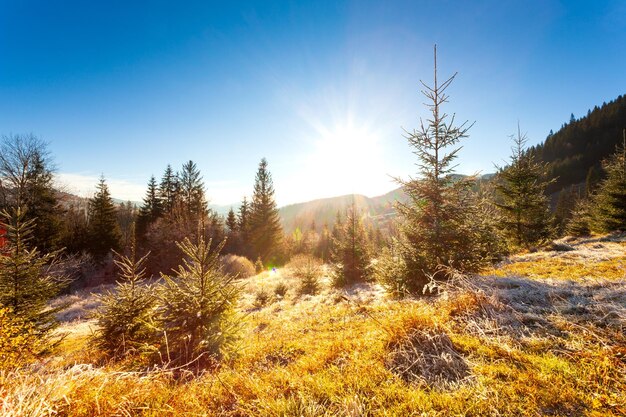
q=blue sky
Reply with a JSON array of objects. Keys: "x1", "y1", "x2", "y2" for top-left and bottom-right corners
[{"x1": 1, "y1": 1, "x2": 625, "y2": 205}]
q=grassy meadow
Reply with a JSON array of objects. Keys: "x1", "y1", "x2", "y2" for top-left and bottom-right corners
[{"x1": 1, "y1": 235, "x2": 624, "y2": 416}]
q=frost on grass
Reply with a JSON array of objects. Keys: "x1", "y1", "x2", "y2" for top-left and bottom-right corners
[{"x1": 386, "y1": 327, "x2": 470, "y2": 389}]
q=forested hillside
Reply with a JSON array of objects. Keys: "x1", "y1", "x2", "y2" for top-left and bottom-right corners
[
  {"x1": 278, "y1": 188, "x2": 404, "y2": 233},
  {"x1": 530, "y1": 94, "x2": 626, "y2": 194}
]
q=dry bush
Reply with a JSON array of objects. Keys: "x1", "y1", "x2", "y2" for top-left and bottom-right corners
[
  {"x1": 287, "y1": 254, "x2": 323, "y2": 295},
  {"x1": 220, "y1": 254, "x2": 255, "y2": 279},
  {"x1": 386, "y1": 326, "x2": 470, "y2": 389}
]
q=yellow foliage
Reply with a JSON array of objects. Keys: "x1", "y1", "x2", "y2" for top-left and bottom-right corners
[{"x1": 0, "y1": 307, "x2": 46, "y2": 370}]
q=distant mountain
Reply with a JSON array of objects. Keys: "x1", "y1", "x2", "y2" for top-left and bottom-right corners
[
  {"x1": 277, "y1": 173, "x2": 494, "y2": 233},
  {"x1": 529, "y1": 94, "x2": 626, "y2": 195},
  {"x1": 209, "y1": 203, "x2": 240, "y2": 217},
  {"x1": 278, "y1": 188, "x2": 407, "y2": 233}
]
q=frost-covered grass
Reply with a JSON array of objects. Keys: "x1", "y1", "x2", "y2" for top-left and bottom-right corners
[
  {"x1": 2, "y1": 240, "x2": 625, "y2": 416},
  {"x1": 489, "y1": 234, "x2": 626, "y2": 281}
]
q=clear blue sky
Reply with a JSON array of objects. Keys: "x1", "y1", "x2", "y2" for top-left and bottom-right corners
[{"x1": 1, "y1": 1, "x2": 624, "y2": 205}]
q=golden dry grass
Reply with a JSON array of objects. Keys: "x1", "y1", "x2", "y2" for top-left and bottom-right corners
[{"x1": 2, "y1": 244, "x2": 625, "y2": 416}]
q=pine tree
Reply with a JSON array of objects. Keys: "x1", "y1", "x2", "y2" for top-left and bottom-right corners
[
  {"x1": 88, "y1": 176, "x2": 122, "y2": 260},
  {"x1": 553, "y1": 186, "x2": 579, "y2": 236},
  {"x1": 23, "y1": 152, "x2": 62, "y2": 252},
  {"x1": 567, "y1": 198, "x2": 591, "y2": 236},
  {"x1": 387, "y1": 46, "x2": 488, "y2": 294},
  {"x1": 495, "y1": 126, "x2": 553, "y2": 248},
  {"x1": 224, "y1": 207, "x2": 239, "y2": 254},
  {"x1": 330, "y1": 205, "x2": 371, "y2": 287},
  {"x1": 137, "y1": 175, "x2": 162, "y2": 238},
  {"x1": 159, "y1": 164, "x2": 179, "y2": 215},
  {"x1": 314, "y1": 223, "x2": 332, "y2": 262},
  {"x1": 95, "y1": 227, "x2": 155, "y2": 356},
  {"x1": 237, "y1": 197, "x2": 251, "y2": 257},
  {"x1": 117, "y1": 201, "x2": 136, "y2": 252},
  {"x1": 590, "y1": 131, "x2": 626, "y2": 232},
  {"x1": 585, "y1": 165, "x2": 601, "y2": 197},
  {"x1": 249, "y1": 158, "x2": 283, "y2": 265},
  {"x1": 179, "y1": 160, "x2": 207, "y2": 217},
  {"x1": 0, "y1": 208, "x2": 64, "y2": 340},
  {"x1": 157, "y1": 236, "x2": 239, "y2": 365}
]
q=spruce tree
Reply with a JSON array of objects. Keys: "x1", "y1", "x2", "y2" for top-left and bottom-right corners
[
  {"x1": 553, "y1": 186, "x2": 579, "y2": 236},
  {"x1": 585, "y1": 166, "x2": 601, "y2": 197},
  {"x1": 116, "y1": 201, "x2": 137, "y2": 252},
  {"x1": 0, "y1": 208, "x2": 64, "y2": 340},
  {"x1": 388, "y1": 46, "x2": 487, "y2": 294},
  {"x1": 495, "y1": 126, "x2": 553, "y2": 248},
  {"x1": 224, "y1": 207, "x2": 239, "y2": 254},
  {"x1": 95, "y1": 227, "x2": 155, "y2": 356},
  {"x1": 179, "y1": 160, "x2": 207, "y2": 217},
  {"x1": 590, "y1": 131, "x2": 626, "y2": 232},
  {"x1": 330, "y1": 205, "x2": 371, "y2": 287},
  {"x1": 567, "y1": 198, "x2": 591, "y2": 236},
  {"x1": 137, "y1": 175, "x2": 162, "y2": 238},
  {"x1": 159, "y1": 164, "x2": 179, "y2": 215},
  {"x1": 237, "y1": 197, "x2": 251, "y2": 257},
  {"x1": 88, "y1": 176, "x2": 122, "y2": 260},
  {"x1": 249, "y1": 158, "x2": 283, "y2": 265},
  {"x1": 314, "y1": 223, "x2": 332, "y2": 262},
  {"x1": 157, "y1": 236, "x2": 239, "y2": 365}
]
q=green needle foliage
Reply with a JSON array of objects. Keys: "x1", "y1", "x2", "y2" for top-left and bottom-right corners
[
  {"x1": 495, "y1": 126, "x2": 553, "y2": 248},
  {"x1": 95, "y1": 230, "x2": 156, "y2": 357},
  {"x1": 157, "y1": 236, "x2": 240, "y2": 367},
  {"x1": 249, "y1": 158, "x2": 283, "y2": 266},
  {"x1": 0, "y1": 207, "x2": 65, "y2": 344},
  {"x1": 330, "y1": 205, "x2": 371, "y2": 287},
  {"x1": 87, "y1": 176, "x2": 122, "y2": 260},
  {"x1": 590, "y1": 131, "x2": 626, "y2": 232},
  {"x1": 381, "y1": 46, "x2": 493, "y2": 296}
]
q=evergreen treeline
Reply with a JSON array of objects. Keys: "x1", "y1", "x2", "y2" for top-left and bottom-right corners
[{"x1": 530, "y1": 95, "x2": 626, "y2": 195}]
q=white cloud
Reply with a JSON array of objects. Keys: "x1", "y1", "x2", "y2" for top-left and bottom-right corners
[
  {"x1": 55, "y1": 172, "x2": 146, "y2": 202},
  {"x1": 55, "y1": 172, "x2": 246, "y2": 206}
]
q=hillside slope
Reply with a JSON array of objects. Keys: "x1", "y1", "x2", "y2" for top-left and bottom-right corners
[
  {"x1": 2, "y1": 235, "x2": 624, "y2": 416},
  {"x1": 530, "y1": 94, "x2": 626, "y2": 195}
]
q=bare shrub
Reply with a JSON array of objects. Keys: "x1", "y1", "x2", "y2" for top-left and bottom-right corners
[{"x1": 220, "y1": 254, "x2": 255, "y2": 279}]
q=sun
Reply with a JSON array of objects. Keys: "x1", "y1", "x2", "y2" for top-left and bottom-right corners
[{"x1": 305, "y1": 119, "x2": 384, "y2": 197}]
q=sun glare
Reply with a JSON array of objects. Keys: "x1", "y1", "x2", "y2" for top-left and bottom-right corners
[{"x1": 305, "y1": 120, "x2": 383, "y2": 197}]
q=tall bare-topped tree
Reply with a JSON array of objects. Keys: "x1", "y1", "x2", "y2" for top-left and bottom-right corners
[{"x1": 378, "y1": 46, "x2": 494, "y2": 295}]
